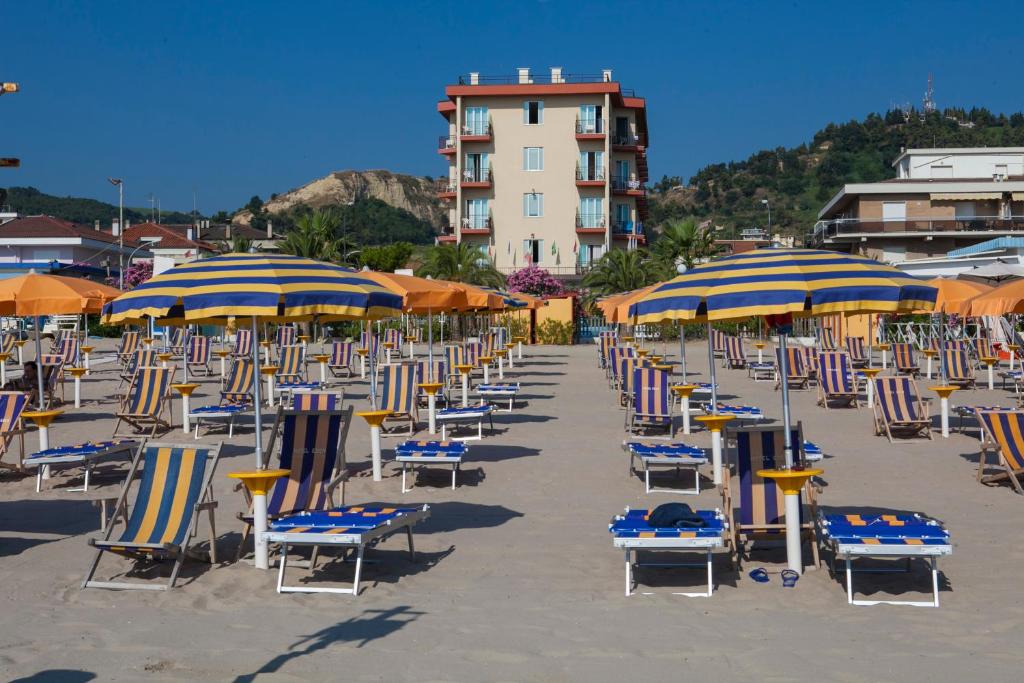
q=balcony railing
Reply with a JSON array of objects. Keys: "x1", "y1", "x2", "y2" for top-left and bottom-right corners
[
  {"x1": 612, "y1": 221, "x2": 644, "y2": 236},
  {"x1": 811, "y1": 216, "x2": 1024, "y2": 242},
  {"x1": 461, "y1": 122, "x2": 493, "y2": 138},
  {"x1": 576, "y1": 213, "x2": 606, "y2": 229},
  {"x1": 611, "y1": 175, "x2": 643, "y2": 192},
  {"x1": 496, "y1": 264, "x2": 594, "y2": 276},
  {"x1": 575, "y1": 118, "x2": 605, "y2": 135},
  {"x1": 438, "y1": 135, "x2": 456, "y2": 152},
  {"x1": 612, "y1": 132, "x2": 641, "y2": 147},
  {"x1": 435, "y1": 179, "x2": 457, "y2": 195},
  {"x1": 461, "y1": 216, "x2": 492, "y2": 232},
  {"x1": 462, "y1": 167, "x2": 493, "y2": 184},
  {"x1": 576, "y1": 165, "x2": 606, "y2": 182}
]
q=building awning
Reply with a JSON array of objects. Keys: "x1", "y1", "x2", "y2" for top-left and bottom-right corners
[
  {"x1": 947, "y1": 237, "x2": 1024, "y2": 258},
  {"x1": 1012, "y1": 192, "x2": 1024, "y2": 201},
  {"x1": 931, "y1": 192, "x2": 1002, "y2": 201}
]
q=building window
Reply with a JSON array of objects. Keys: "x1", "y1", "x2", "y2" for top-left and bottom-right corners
[
  {"x1": 464, "y1": 153, "x2": 490, "y2": 182},
  {"x1": 523, "y1": 238, "x2": 544, "y2": 265},
  {"x1": 523, "y1": 193, "x2": 544, "y2": 218},
  {"x1": 578, "y1": 105, "x2": 603, "y2": 133},
  {"x1": 465, "y1": 199, "x2": 489, "y2": 229},
  {"x1": 881, "y1": 201, "x2": 906, "y2": 223},
  {"x1": 579, "y1": 197, "x2": 603, "y2": 227},
  {"x1": 522, "y1": 147, "x2": 544, "y2": 171},
  {"x1": 578, "y1": 151, "x2": 605, "y2": 181},
  {"x1": 464, "y1": 107, "x2": 489, "y2": 136},
  {"x1": 580, "y1": 243, "x2": 605, "y2": 265},
  {"x1": 523, "y1": 100, "x2": 543, "y2": 125}
]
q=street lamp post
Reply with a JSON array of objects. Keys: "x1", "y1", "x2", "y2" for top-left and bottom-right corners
[
  {"x1": 124, "y1": 237, "x2": 162, "y2": 284},
  {"x1": 109, "y1": 178, "x2": 125, "y2": 288},
  {"x1": 761, "y1": 198, "x2": 771, "y2": 235}
]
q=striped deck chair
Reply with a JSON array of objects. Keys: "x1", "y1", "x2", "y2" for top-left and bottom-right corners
[
  {"x1": 292, "y1": 390, "x2": 345, "y2": 410},
  {"x1": 39, "y1": 353, "x2": 65, "y2": 406},
  {"x1": 235, "y1": 405, "x2": 353, "y2": 559},
  {"x1": 326, "y1": 340, "x2": 354, "y2": 378},
  {"x1": 114, "y1": 366, "x2": 174, "y2": 437},
  {"x1": 49, "y1": 329, "x2": 67, "y2": 354},
  {"x1": 0, "y1": 332, "x2": 17, "y2": 364},
  {"x1": 383, "y1": 328, "x2": 403, "y2": 354},
  {"x1": 710, "y1": 328, "x2": 726, "y2": 358},
  {"x1": 818, "y1": 327, "x2": 838, "y2": 351},
  {"x1": 943, "y1": 348, "x2": 976, "y2": 388},
  {"x1": 83, "y1": 441, "x2": 223, "y2": 590},
  {"x1": 233, "y1": 328, "x2": 253, "y2": 359},
  {"x1": 844, "y1": 336, "x2": 868, "y2": 368},
  {"x1": 116, "y1": 331, "x2": 141, "y2": 366},
  {"x1": 892, "y1": 342, "x2": 919, "y2": 377},
  {"x1": 723, "y1": 423, "x2": 820, "y2": 569},
  {"x1": 360, "y1": 331, "x2": 379, "y2": 363},
  {"x1": 775, "y1": 347, "x2": 809, "y2": 390},
  {"x1": 186, "y1": 335, "x2": 212, "y2": 376},
  {"x1": 800, "y1": 346, "x2": 819, "y2": 384},
  {"x1": 618, "y1": 357, "x2": 647, "y2": 407},
  {"x1": 276, "y1": 345, "x2": 306, "y2": 386},
  {"x1": 943, "y1": 340, "x2": 967, "y2": 352},
  {"x1": 275, "y1": 325, "x2": 297, "y2": 354},
  {"x1": 0, "y1": 391, "x2": 28, "y2": 471},
  {"x1": 57, "y1": 338, "x2": 79, "y2": 369},
  {"x1": 976, "y1": 410, "x2": 1024, "y2": 495},
  {"x1": 465, "y1": 341, "x2": 482, "y2": 370},
  {"x1": 723, "y1": 335, "x2": 747, "y2": 368},
  {"x1": 873, "y1": 376, "x2": 932, "y2": 442},
  {"x1": 416, "y1": 358, "x2": 448, "y2": 406},
  {"x1": 817, "y1": 351, "x2": 859, "y2": 409},
  {"x1": 167, "y1": 328, "x2": 186, "y2": 355},
  {"x1": 598, "y1": 332, "x2": 616, "y2": 369},
  {"x1": 380, "y1": 364, "x2": 419, "y2": 435},
  {"x1": 608, "y1": 346, "x2": 636, "y2": 388},
  {"x1": 972, "y1": 337, "x2": 994, "y2": 369},
  {"x1": 628, "y1": 367, "x2": 673, "y2": 438},
  {"x1": 444, "y1": 345, "x2": 466, "y2": 386},
  {"x1": 119, "y1": 349, "x2": 158, "y2": 389},
  {"x1": 221, "y1": 358, "x2": 255, "y2": 406}
]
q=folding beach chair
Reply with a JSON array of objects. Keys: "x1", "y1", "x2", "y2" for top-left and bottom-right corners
[
  {"x1": 627, "y1": 367, "x2": 674, "y2": 438},
  {"x1": 618, "y1": 356, "x2": 644, "y2": 407},
  {"x1": 327, "y1": 341, "x2": 354, "y2": 378},
  {"x1": 39, "y1": 353, "x2": 65, "y2": 406},
  {"x1": 892, "y1": 343, "x2": 919, "y2": 377},
  {"x1": 465, "y1": 341, "x2": 482, "y2": 371},
  {"x1": 873, "y1": 376, "x2": 932, "y2": 442},
  {"x1": 943, "y1": 348, "x2": 976, "y2": 388},
  {"x1": 723, "y1": 335, "x2": 747, "y2": 369},
  {"x1": 816, "y1": 351, "x2": 860, "y2": 409},
  {"x1": 116, "y1": 331, "x2": 141, "y2": 366},
  {"x1": 710, "y1": 328, "x2": 726, "y2": 358},
  {"x1": 276, "y1": 345, "x2": 306, "y2": 386},
  {"x1": 845, "y1": 336, "x2": 869, "y2": 368},
  {"x1": 292, "y1": 390, "x2": 345, "y2": 411},
  {"x1": 83, "y1": 441, "x2": 223, "y2": 590},
  {"x1": 383, "y1": 329, "x2": 403, "y2": 359},
  {"x1": 444, "y1": 345, "x2": 465, "y2": 386},
  {"x1": 0, "y1": 331, "x2": 18, "y2": 362},
  {"x1": 607, "y1": 346, "x2": 635, "y2": 387},
  {"x1": 775, "y1": 347, "x2": 809, "y2": 390},
  {"x1": 275, "y1": 325, "x2": 297, "y2": 356},
  {"x1": 800, "y1": 346, "x2": 819, "y2": 385},
  {"x1": 113, "y1": 366, "x2": 174, "y2": 437},
  {"x1": 236, "y1": 405, "x2": 353, "y2": 559},
  {"x1": 360, "y1": 331, "x2": 379, "y2": 364},
  {"x1": 818, "y1": 327, "x2": 838, "y2": 352},
  {"x1": 943, "y1": 340, "x2": 967, "y2": 352},
  {"x1": 221, "y1": 357, "x2": 255, "y2": 405},
  {"x1": 598, "y1": 332, "x2": 617, "y2": 369},
  {"x1": 167, "y1": 328, "x2": 186, "y2": 355},
  {"x1": 976, "y1": 410, "x2": 1024, "y2": 495},
  {"x1": 119, "y1": 349, "x2": 158, "y2": 390},
  {"x1": 723, "y1": 423, "x2": 820, "y2": 569},
  {"x1": 379, "y1": 364, "x2": 419, "y2": 436},
  {"x1": 57, "y1": 337, "x2": 79, "y2": 369},
  {"x1": 972, "y1": 337, "x2": 994, "y2": 368},
  {"x1": 233, "y1": 328, "x2": 253, "y2": 358},
  {"x1": 0, "y1": 391, "x2": 28, "y2": 471},
  {"x1": 186, "y1": 335, "x2": 212, "y2": 376},
  {"x1": 416, "y1": 359, "x2": 448, "y2": 407}
]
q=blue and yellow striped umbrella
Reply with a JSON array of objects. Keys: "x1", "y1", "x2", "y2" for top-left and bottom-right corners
[
  {"x1": 629, "y1": 248, "x2": 937, "y2": 323},
  {"x1": 102, "y1": 253, "x2": 403, "y2": 324}
]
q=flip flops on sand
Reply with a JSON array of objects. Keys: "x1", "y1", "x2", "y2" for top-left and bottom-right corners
[
  {"x1": 748, "y1": 567, "x2": 769, "y2": 583},
  {"x1": 781, "y1": 569, "x2": 800, "y2": 588}
]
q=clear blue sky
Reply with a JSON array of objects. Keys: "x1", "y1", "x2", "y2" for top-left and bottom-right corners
[{"x1": 2, "y1": 1, "x2": 1021, "y2": 215}]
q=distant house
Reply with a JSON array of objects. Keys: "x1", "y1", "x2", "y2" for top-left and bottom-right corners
[
  {"x1": 200, "y1": 221, "x2": 281, "y2": 253},
  {"x1": 0, "y1": 215, "x2": 146, "y2": 280},
  {"x1": 123, "y1": 222, "x2": 220, "y2": 267}
]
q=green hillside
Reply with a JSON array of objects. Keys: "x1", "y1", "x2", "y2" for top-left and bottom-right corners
[
  {"x1": 1, "y1": 186, "x2": 195, "y2": 225},
  {"x1": 649, "y1": 107, "x2": 1024, "y2": 238}
]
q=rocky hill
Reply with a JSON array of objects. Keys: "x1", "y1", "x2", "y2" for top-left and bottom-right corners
[{"x1": 234, "y1": 170, "x2": 445, "y2": 228}]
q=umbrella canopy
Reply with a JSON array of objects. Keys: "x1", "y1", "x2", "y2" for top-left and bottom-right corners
[
  {"x1": 103, "y1": 253, "x2": 402, "y2": 325},
  {"x1": 506, "y1": 291, "x2": 546, "y2": 309},
  {"x1": 960, "y1": 260, "x2": 1024, "y2": 284},
  {"x1": 609, "y1": 284, "x2": 661, "y2": 324},
  {"x1": 630, "y1": 248, "x2": 936, "y2": 323},
  {"x1": 920, "y1": 277, "x2": 991, "y2": 315},
  {"x1": 596, "y1": 288, "x2": 646, "y2": 323},
  {"x1": 0, "y1": 273, "x2": 122, "y2": 316},
  {"x1": 967, "y1": 279, "x2": 1024, "y2": 316},
  {"x1": 360, "y1": 271, "x2": 469, "y2": 314},
  {"x1": 479, "y1": 287, "x2": 528, "y2": 309},
  {"x1": 434, "y1": 281, "x2": 505, "y2": 311}
]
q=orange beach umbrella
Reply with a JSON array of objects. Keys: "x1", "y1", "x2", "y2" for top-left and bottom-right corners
[
  {"x1": 360, "y1": 272, "x2": 469, "y2": 314},
  {"x1": 967, "y1": 279, "x2": 1024, "y2": 317},
  {"x1": 918, "y1": 277, "x2": 992, "y2": 316}
]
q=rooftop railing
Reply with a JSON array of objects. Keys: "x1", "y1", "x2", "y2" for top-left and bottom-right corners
[
  {"x1": 811, "y1": 215, "x2": 1024, "y2": 242},
  {"x1": 457, "y1": 73, "x2": 636, "y2": 96}
]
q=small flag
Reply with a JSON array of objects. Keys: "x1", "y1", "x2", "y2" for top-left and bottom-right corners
[
  {"x1": 551, "y1": 241, "x2": 557, "y2": 256},
  {"x1": 573, "y1": 241, "x2": 578, "y2": 253},
  {"x1": 507, "y1": 240, "x2": 511, "y2": 254}
]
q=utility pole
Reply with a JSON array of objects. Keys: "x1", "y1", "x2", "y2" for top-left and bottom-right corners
[{"x1": 109, "y1": 178, "x2": 125, "y2": 288}]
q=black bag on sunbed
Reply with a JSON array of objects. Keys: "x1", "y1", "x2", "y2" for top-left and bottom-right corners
[{"x1": 647, "y1": 503, "x2": 706, "y2": 529}]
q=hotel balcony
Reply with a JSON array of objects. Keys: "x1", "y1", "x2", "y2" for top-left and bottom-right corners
[
  {"x1": 461, "y1": 216, "x2": 492, "y2": 235},
  {"x1": 575, "y1": 118, "x2": 606, "y2": 140},
  {"x1": 810, "y1": 215, "x2": 1024, "y2": 246},
  {"x1": 437, "y1": 135, "x2": 456, "y2": 155},
  {"x1": 460, "y1": 122, "x2": 492, "y2": 143},
  {"x1": 612, "y1": 132, "x2": 643, "y2": 151},
  {"x1": 461, "y1": 167, "x2": 493, "y2": 189},
  {"x1": 435, "y1": 179, "x2": 457, "y2": 199},
  {"x1": 611, "y1": 175, "x2": 645, "y2": 196},
  {"x1": 575, "y1": 165, "x2": 606, "y2": 187},
  {"x1": 437, "y1": 224, "x2": 458, "y2": 243},
  {"x1": 576, "y1": 213, "x2": 607, "y2": 235},
  {"x1": 612, "y1": 221, "x2": 646, "y2": 244}
]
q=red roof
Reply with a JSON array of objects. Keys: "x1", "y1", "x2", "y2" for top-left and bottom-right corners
[
  {"x1": 0, "y1": 215, "x2": 137, "y2": 245},
  {"x1": 123, "y1": 222, "x2": 219, "y2": 253}
]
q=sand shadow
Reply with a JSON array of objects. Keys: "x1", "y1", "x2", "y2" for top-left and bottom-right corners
[
  {"x1": 234, "y1": 605, "x2": 426, "y2": 681},
  {"x1": 470, "y1": 445, "x2": 541, "y2": 463},
  {"x1": 0, "y1": 498, "x2": 98, "y2": 536},
  {"x1": 397, "y1": 501, "x2": 525, "y2": 534},
  {"x1": 12, "y1": 671, "x2": 97, "y2": 683}
]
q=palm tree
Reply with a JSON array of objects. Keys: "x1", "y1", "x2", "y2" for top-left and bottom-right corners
[
  {"x1": 652, "y1": 218, "x2": 716, "y2": 272},
  {"x1": 582, "y1": 248, "x2": 657, "y2": 297},
  {"x1": 278, "y1": 208, "x2": 342, "y2": 262},
  {"x1": 220, "y1": 234, "x2": 255, "y2": 254},
  {"x1": 416, "y1": 243, "x2": 505, "y2": 288}
]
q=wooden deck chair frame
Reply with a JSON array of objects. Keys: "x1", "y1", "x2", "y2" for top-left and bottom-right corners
[
  {"x1": 328, "y1": 341, "x2": 355, "y2": 378},
  {"x1": 186, "y1": 335, "x2": 212, "y2": 376},
  {"x1": 872, "y1": 376, "x2": 932, "y2": 442},
  {"x1": 976, "y1": 410, "x2": 1024, "y2": 495},
  {"x1": 722, "y1": 423, "x2": 820, "y2": 570},
  {"x1": 82, "y1": 440, "x2": 223, "y2": 591},
  {"x1": 0, "y1": 391, "x2": 28, "y2": 471},
  {"x1": 39, "y1": 354, "x2": 65, "y2": 407},
  {"x1": 113, "y1": 365, "x2": 176, "y2": 438},
  {"x1": 816, "y1": 351, "x2": 860, "y2": 409},
  {"x1": 775, "y1": 347, "x2": 809, "y2": 391},
  {"x1": 379, "y1": 364, "x2": 419, "y2": 436},
  {"x1": 119, "y1": 349, "x2": 158, "y2": 389}
]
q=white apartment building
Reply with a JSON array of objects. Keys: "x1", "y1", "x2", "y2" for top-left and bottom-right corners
[{"x1": 436, "y1": 67, "x2": 649, "y2": 274}]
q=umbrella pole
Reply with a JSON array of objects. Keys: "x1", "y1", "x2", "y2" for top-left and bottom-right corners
[
  {"x1": 182, "y1": 325, "x2": 188, "y2": 383},
  {"x1": 778, "y1": 332, "x2": 795, "y2": 468},
  {"x1": 940, "y1": 312, "x2": 948, "y2": 384},
  {"x1": 428, "y1": 310, "x2": 434, "y2": 381},
  {"x1": 367, "y1": 320, "x2": 377, "y2": 409},
  {"x1": 34, "y1": 315, "x2": 45, "y2": 410},
  {"x1": 678, "y1": 323, "x2": 687, "y2": 381},
  {"x1": 706, "y1": 323, "x2": 718, "y2": 412},
  {"x1": 251, "y1": 315, "x2": 264, "y2": 469}
]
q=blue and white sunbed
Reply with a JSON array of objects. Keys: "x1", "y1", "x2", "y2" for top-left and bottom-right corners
[
  {"x1": 189, "y1": 403, "x2": 251, "y2": 438},
  {"x1": 24, "y1": 440, "x2": 137, "y2": 492},
  {"x1": 623, "y1": 441, "x2": 708, "y2": 494},
  {"x1": 273, "y1": 380, "x2": 326, "y2": 403},
  {"x1": 609, "y1": 506, "x2": 728, "y2": 597},
  {"x1": 263, "y1": 504, "x2": 431, "y2": 596},
  {"x1": 476, "y1": 382, "x2": 520, "y2": 412},
  {"x1": 706, "y1": 404, "x2": 764, "y2": 422},
  {"x1": 394, "y1": 440, "x2": 467, "y2": 492},
  {"x1": 748, "y1": 361, "x2": 776, "y2": 382},
  {"x1": 436, "y1": 404, "x2": 494, "y2": 441},
  {"x1": 953, "y1": 405, "x2": 1016, "y2": 441},
  {"x1": 803, "y1": 440, "x2": 823, "y2": 462},
  {"x1": 818, "y1": 512, "x2": 952, "y2": 607}
]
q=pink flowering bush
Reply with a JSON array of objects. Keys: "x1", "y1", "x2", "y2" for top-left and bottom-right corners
[
  {"x1": 506, "y1": 266, "x2": 564, "y2": 297},
  {"x1": 106, "y1": 260, "x2": 153, "y2": 291}
]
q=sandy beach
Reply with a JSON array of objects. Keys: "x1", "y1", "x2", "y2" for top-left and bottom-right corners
[{"x1": 2, "y1": 338, "x2": 1023, "y2": 682}]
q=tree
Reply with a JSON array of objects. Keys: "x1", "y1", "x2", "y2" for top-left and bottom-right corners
[
  {"x1": 651, "y1": 218, "x2": 716, "y2": 271},
  {"x1": 358, "y1": 242, "x2": 413, "y2": 272},
  {"x1": 506, "y1": 266, "x2": 564, "y2": 296},
  {"x1": 221, "y1": 235, "x2": 255, "y2": 254},
  {"x1": 277, "y1": 208, "x2": 341, "y2": 261},
  {"x1": 581, "y1": 248, "x2": 658, "y2": 297},
  {"x1": 416, "y1": 243, "x2": 504, "y2": 288}
]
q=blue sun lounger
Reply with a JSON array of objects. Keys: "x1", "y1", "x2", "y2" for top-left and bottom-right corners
[
  {"x1": 436, "y1": 404, "x2": 494, "y2": 441},
  {"x1": 623, "y1": 441, "x2": 707, "y2": 494},
  {"x1": 818, "y1": 512, "x2": 952, "y2": 607},
  {"x1": 263, "y1": 504, "x2": 431, "y2": 596},
  {"x1": 803, "y1": 440, "x2": 823, "y2": 462},
  {"x1": 609, "y1": 506, "x2": 728, "y2": 597},
  {"x1": 705, "y1": 404, "x2": 764, "y2": 422},
  {"x1": 394, "y1": 440, "x2": 467, "y2": 492},
  {"x1": 189, "y1": 404, "x2": 250, "y2": 439},
  {"x1": 25, "y1": 439, "x2": 137, "y2": 492},
  {"x1": 476, "y1": 382, "x2": 520, "y2": 412}
]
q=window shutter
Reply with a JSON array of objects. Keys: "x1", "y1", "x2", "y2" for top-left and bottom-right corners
[
  {"x1": 523, "y1": 102, "x2": 529, "y2": 124},
  {"x1": 538, "y1": 194, "x2": 544, "y2": 216},
  {"x1": 522, "y1": 148, "x2": 528, "y2": 170},
  {"x1": 537, "y1": 240, "x2": 544, "y2": 264},
  {"x1": 537, "y1": 101, "x2": 544, "y2": 124}
]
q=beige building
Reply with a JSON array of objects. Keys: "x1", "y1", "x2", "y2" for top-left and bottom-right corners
[
  {"x1": 436, "y1": 68, "x2": 649, "y2": 274},
  {"x1": 812, "y1": 147, "x2": 1024, "y2": 263}
]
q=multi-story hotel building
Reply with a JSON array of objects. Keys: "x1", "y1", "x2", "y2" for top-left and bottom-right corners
[{"x1": 435, "y1": 67, "x2": 649, "y2": 274}]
